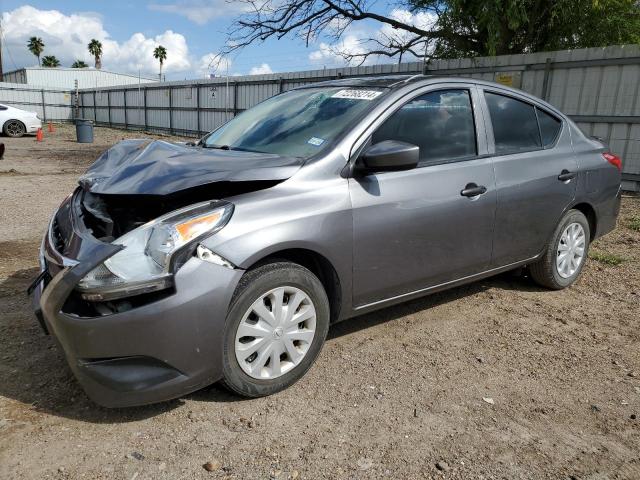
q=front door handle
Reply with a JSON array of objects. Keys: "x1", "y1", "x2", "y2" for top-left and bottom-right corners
[
  {"x1": 558, "y1": 169, "x2": 576, "y2": 181},
  {"x1": 460, "y1": 183, "x2": 487, "y2": 197}
]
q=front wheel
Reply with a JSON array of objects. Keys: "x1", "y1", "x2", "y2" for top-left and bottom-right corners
[
  {"x1": 221, "y1": 262, "x2": 330, "y2": 397},
  {"x1": 530, "y1": 209, "x2": 591, "y2": 289}
]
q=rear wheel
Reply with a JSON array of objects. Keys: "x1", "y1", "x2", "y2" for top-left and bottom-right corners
[
  {"x1": 3, "y1": 120, "x2": 26, "y2": 138},
  {"x1": 221, "y1": 262, "x2": 330, "y2": 397},
  {"x1": 530, "y1": 209, "x2": 590, "y2": 289}
]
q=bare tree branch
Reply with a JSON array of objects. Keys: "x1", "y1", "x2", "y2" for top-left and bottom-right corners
[{"x1": 222, "y1": 0, "x2": 446, "y2": 60}]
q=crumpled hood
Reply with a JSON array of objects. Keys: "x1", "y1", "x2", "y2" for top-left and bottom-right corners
[{"x1": 79, "y1": 139, "x2": 304, "y2": 195}]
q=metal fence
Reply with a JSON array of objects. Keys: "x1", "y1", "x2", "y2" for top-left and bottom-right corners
[
  {"x1": 2, "y1": 45, "x2": 639, "y2": 187},
  {"x1": 0, "y1": 82, "x2": 75, "y2": 122}
]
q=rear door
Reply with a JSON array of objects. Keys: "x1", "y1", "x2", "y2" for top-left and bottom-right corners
[
  {"x1": 479, "y1": 89, "x2": 577, "y2": 267},
  {"x1": 349, "y1": 85, "x2": 496, "y2": 308}
]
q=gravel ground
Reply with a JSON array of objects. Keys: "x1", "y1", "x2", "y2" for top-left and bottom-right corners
[{"x1": 0, "y1": 124, "x2": 638, "y2": 480}]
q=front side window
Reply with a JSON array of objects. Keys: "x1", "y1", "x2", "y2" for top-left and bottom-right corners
[
  {"x1": 485, "y1": 92, "x2": 541, "y2": 154},
  {"x1": 372, "y1": 89, "x2": 477, "y2": 165},
  {"x1": 203, "y1": 87, "x2": 385, "y2": 159}
]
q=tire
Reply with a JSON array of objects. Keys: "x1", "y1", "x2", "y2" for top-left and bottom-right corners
[
  {"x1": 530, "y1": 209, "x2": 591, "y2": 290},
  {"x1": 221, "y1": 261, "x2": 330, "y2": 397},
  {"x1": 3, "y1": 120, "x2": 26, "y2": 138}
]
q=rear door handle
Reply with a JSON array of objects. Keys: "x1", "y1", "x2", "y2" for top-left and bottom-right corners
[
  {"x1": 558, "y1": 170, "x2": 576, "y2": 181},
  {"x1": 460, "y1": 183, "x2": 487, "y2": 197}
]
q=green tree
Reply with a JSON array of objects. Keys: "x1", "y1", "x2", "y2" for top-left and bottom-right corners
[
  {"x1": 153, "y1": 45, "x2": 167, "y2": 80},
  {"x1": 27, "y1": 37, "x2": 45, "y2": 66},
  {"x1": 225, "y1": 0, "x2": 640, "y2": 63},
  {"x1": 71, "y1": 60, "x2": 88, "y2": 68},
  {"x1": 88, "y1": 39, "x2": 103, "y2": 69},
  {"x1": 41, "y1": 56, "x2": 61, "y2": 68},
  {"x1": 413, "y1": 0, "x2": 640, "y2": 58}
]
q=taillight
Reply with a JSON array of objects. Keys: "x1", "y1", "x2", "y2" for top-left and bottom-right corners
[{"x1": 603, "y1": 152, "x2": 622, "y2": 172}]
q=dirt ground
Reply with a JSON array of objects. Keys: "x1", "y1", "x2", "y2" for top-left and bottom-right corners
[{"x1": 0, "y1": 124, "x2": 638, "y2": 480}]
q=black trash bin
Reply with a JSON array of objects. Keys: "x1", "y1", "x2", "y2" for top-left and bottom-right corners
[{"x1": 75, "y1": 119, "x2": 94, "y2": 143}]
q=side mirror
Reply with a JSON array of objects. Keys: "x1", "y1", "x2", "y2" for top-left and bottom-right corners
[{"x1": 358, "y1": 140, "x2": 419, "y2": 173}]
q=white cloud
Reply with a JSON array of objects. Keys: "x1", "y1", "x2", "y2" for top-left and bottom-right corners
[
  {"x1": 197, "y1": 52, "x2": 233, "y2": 78},
  {"x1": 1, "y1": 5, "x2": 192, "y2": 77},
  {"x1": 249, "y1": 63, "x2": 273, "y2": 75},
  {"x1": 309, "y1": 35, "x2": 369, "y2": 67},
  {"x1": 148, "y1": 0, "x2": 248, "y2": 25},
  {"x1": 309, "y1": 9, "x2": 437, "y2": 66}
]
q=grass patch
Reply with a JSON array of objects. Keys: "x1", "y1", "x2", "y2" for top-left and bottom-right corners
[
  {"x1": 628, "y1": 216, "x2": 640, "y2": 232},
  {"x1": 589, "y1": 250, "x2": 626, "y2": 266}
]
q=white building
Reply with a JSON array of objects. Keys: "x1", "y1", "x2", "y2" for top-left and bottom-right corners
[{"x1": 2, "y1": 67, "x2": 157, "y2": 89}]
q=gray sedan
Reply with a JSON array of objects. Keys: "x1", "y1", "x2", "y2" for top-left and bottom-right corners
[{"x1": 31, "y1": 75, "x2": 621, "y2": 407}]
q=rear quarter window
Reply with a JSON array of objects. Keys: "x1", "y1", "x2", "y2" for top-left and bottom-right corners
[{"x1": 536, "y1": 108, "x2": 562, "y2": 147}]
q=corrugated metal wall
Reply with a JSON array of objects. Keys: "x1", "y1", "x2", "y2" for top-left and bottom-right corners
[
  {"x1": 0, "y1": 82, "x2": 74, "y2": 120},
  {"x1": 3, "y1": 68, "x2": 157, "y2": 89}
]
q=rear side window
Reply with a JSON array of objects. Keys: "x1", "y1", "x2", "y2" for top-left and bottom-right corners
[
  {"x1": 372, "y1": 89, "x2": 477, "y2": 166},
  {"x1": 536, "y1": 107, "x2": 562, "y2": 147},
  {"x1": 485, "y1": 92, "x2": 541, "y2": 154}
]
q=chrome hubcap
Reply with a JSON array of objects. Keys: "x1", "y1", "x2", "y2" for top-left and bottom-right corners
[
  {"x1": 235, "y1": 286, "x2": 316, "y2": 379},
  {"x1": 556, "y1": 222, "x2": 586, "y2": 278}
]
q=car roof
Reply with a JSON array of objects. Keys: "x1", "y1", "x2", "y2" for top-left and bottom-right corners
[
  {"x1": 297, "y1": 74, "x2": 523, "y2": 93},
  {"x1": 297, "y1": 74, "x2": 423, "y2": 89},
  {"x1": 297, "y1": 74, "x2": 564, "y2": 116}
]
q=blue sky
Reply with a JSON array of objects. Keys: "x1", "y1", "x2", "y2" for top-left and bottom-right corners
[{"x1": 1, "y1": 1, "x2": 429, "y2": 79}]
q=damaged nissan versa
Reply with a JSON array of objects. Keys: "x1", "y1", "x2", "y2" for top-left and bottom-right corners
[{"x1": 30, "y1": 75, "x2": 621, "y2": 407}]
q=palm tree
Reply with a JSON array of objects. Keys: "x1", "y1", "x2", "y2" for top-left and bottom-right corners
[
  {"x1": 153, "y1": 45, "x2": 167, "y2": 81},
  {"x1": 71, "y1": 60, "x2": 88, "y2": 68},
  {"x1": 88, "y1": 39, "x2": 103, "y2": 69},
  {"x1": 27, "y1": 37, "x2": 45, "y2": 66},
  {"x1": 41, "y1": 56, "x2": 60, "y2": 68}
]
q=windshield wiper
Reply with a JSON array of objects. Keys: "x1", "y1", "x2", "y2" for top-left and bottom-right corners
[{"x1": 202, "y1": 144, "x2": 230, "y2": 150}]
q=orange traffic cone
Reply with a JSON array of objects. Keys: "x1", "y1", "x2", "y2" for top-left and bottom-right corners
[
  {"x1": 48, "y1": 122, "x2": 55, "y2": 133},
  {"x1": 36, "y1": 128, "x2": 43, "y2": 142}
]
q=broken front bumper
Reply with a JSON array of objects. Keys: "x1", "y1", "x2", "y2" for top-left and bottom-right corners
[{"x1": 31, "y1": 192, "x2": 243, "y2": 407}]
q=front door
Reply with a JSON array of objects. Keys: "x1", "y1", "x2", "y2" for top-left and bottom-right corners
[{"x1": 350, "y1": 86, "x2": 496, "y2": 308}]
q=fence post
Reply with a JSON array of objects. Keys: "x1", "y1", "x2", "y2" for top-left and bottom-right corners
[
  {"x1": 143, "y1": 87, "x2": 148, "y2": 131},
  {"x1": 74, "y1": 80, "x2": 79, "y2": 119},
  {"x1": 123, "y1": 89, "x2": 128, "y2": 129},
  {"x1": 232, "y1": 82, "x2": 238, "y2": 118},
  {"x1": 196, "y1": 84, "x2": 201, "y2": 137},
  {"x1": 542, "y1": 58, "x2": 552, "y2": 101},
  {"x1": 40, "y1": 89, "x2": 47, "y2": 123},
  {"x1": 278, "y1": 77, "x2": 284, "y2": 93},
  {"x1": 168, "y1": 86, "x2": 173, "y2": 135},
  {"x1": 107, "y1": 90, "x2": 112, "y2": 127},
  {"x1": 93, "y1": 90, "x2": 97, "y2": 122}
]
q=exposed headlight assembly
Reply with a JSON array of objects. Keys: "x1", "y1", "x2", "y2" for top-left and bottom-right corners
[{"x1": 77, "y1": 201, "x2": 233, "y2": 301}]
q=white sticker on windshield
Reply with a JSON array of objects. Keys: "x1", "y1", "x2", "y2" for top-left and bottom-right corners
[
  {"x1": 331, "y1": 89, "x2": 382, "y2": 100},
  {"x1": 307, "y1": 137, "x2": 325, "y2": 146}
]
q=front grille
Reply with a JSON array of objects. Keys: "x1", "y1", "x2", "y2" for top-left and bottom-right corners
[{"x1": 51, "y1": 217, "x2": 66, "y2": 254}]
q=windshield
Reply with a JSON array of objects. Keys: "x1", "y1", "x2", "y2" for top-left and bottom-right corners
[{"x1": 202, "y1": 87, "x2": 385, "y2": 158}]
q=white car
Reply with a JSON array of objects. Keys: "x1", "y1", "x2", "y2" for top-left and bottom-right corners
[{"x1": 0, "y1": 103, "x2": 42, "y2": 137}]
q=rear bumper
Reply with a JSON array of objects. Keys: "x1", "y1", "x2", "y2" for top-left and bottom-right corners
[
  {"x1": 593, "y1": 184, "x2": 622, "y2": 239},
  {"x1": 32, "y1": 193, "x2": 243, "y2": 407}
]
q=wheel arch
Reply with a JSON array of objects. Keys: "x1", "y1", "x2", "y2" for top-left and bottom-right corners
[
  {"x1": 243, "y1": 247, "x2": 343, "y2": 324},
  {"x1": 569, "y1": 202, "x2": 597, "y2": 241}
]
